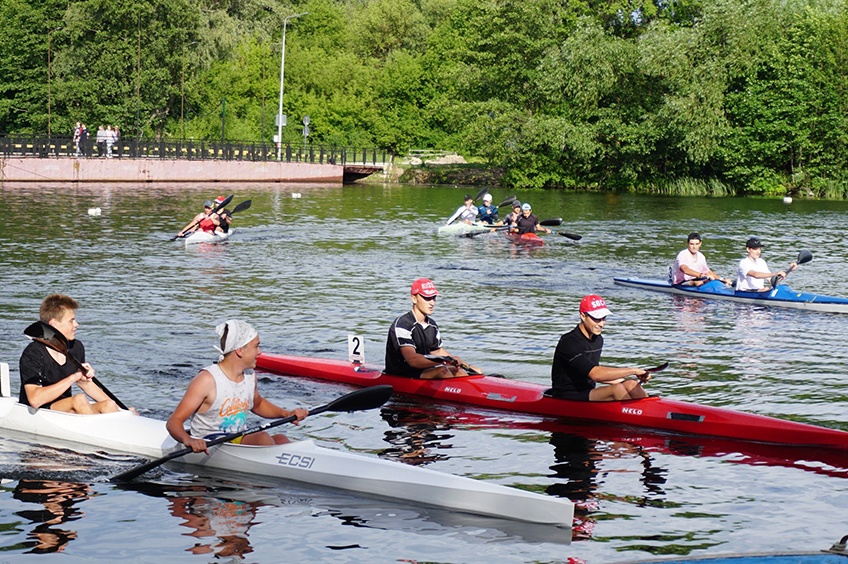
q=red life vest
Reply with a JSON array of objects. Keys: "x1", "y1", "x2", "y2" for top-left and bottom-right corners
[{"x1": 199, "y1": 218, "x2": 216, "y2": 232}]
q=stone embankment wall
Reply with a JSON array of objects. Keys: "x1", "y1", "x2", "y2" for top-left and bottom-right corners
[{"x1": 0, "y1": 158, "x2": 343, "y2": 183}]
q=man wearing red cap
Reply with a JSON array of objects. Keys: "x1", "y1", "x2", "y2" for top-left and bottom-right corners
[
  {"x1": 549, "y1": 295, "x2": 650, "y2": 401},
  {"x1": 385, "y1": 278, "x2": 479, "y2": 379}
]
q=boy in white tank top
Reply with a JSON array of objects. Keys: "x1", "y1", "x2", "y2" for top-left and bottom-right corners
[{"x1": 166, "y1": 320, "x2": 308, "y2": 453}]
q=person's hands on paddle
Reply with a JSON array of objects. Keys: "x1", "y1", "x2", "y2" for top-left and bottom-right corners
[
  {"x1": 289, "y1": 407, "x2": 308, "y2": 425},
  {"x1": 183, "y1": 436, "x2": 210, "y2": 454}
]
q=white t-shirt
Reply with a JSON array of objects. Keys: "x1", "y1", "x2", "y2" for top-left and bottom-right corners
[
  {"x1": 737, "y1": 256, "x2": 769, "y2": 290},
  {"x1": 672, "y1": 249, "x2": 709, "y2": 284}
]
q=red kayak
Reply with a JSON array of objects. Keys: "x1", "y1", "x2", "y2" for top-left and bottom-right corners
[
  {"x1": 256, "y1": 353, "x2": 848, "y2": 450},
  {"x1": 506, "y1": 232, "x2": 544, "y2": 246}
]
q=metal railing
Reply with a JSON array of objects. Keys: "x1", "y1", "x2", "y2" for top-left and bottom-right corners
[{"x1": 0, "y1": 135, "x2": 390, "y2": 166}]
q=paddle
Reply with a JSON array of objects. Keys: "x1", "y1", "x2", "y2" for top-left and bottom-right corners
[
  {"x1": 229, "y1": 199, "x2": 252, "y2": 215},
  {"x1": 556, "y1": 231, "x2": 583, "y2": 241},
  {"x1": 496, "y1": 196, "x2": 517, "y2": 208},
  {"x1": 771, "y1": 249, "x2": 813, "y2": 287},
  {"x1": 110, "y1": 385, "x2": 394, "y2": 483},
  {"x1": 608, "y1": 362, "x2": 668, "y2": 385},
  {"x1": 424, "y1": 354, "x2": 482, "y2": 375},
  {"x1": 23, "y1": 321, "x2": 129, "y2": 411},
  {"x1": 172, "y1": 194, "x2": 234, "y2": 240}
]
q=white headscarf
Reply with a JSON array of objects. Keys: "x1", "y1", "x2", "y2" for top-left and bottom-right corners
[{"x1": 214, "y1": 319, "x2": 258, "y2": 361}]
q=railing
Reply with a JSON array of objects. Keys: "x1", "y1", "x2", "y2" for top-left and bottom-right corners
[{"x1": 0, "y1": 135, "x2": 391, "y2": 166}]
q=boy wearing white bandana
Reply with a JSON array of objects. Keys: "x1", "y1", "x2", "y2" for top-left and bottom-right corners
[{"x1": 167, "y1": 320, "x2": 308, "y2": 453}]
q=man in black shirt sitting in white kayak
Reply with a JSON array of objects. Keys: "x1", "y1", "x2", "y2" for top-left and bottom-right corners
[{"x1": 385, "y1": 278, "x2": 480, "y2": 379}]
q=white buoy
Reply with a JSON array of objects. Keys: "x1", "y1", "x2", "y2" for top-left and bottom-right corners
[
  {"x1": 291, "y1": 192, "x2": 302, "y2": 199},
  {"x1": 783, "y1": 196, "x2": 792, "y2": 204},
  {"x1": 87, "y1": 207, "x2": 102, "y2": 216}
]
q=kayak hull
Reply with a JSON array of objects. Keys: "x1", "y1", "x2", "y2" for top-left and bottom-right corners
[
  {"x1": 437, "y1": 223, "x2": 495, "y2": 236},
  {"x1": 184, "y1": 229, "x2": 233, "y2": 245},
  {"x1": 256, "y1": 353, "x2": 848, "y2": 450},
  {"x1": 0, "y1": 366, "x2": 571, "y2": 525},
  {"x1": 506, "y1": 232, "x2": 544, "y2": 246},
  {"x1": 614, "y1": 278, "x2": 848, "y2": 313}
]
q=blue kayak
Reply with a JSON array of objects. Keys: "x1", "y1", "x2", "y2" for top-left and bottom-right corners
[{"x1": 613, "y1": 278, "x2": 848, "y2": 314}]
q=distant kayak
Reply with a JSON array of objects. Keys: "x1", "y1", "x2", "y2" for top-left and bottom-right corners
[
  {"x1": 183, "y1": 229, "x2": 233, "y2": 245},
  {"x1": 506, "y1": 232, "x2": 544, "y2": 246},
  {"x1": 613, "y1": 278, "x2": 848, "y2": 314}
]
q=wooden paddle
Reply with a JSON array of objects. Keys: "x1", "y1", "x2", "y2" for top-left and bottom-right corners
[
  {"x1": 110, "y1": 385, "x2": 393, "y2": 483},
  {"x1": 171, "y1": 194, "x2": 234, "y2": 240},
  {"x1": 771, "y1": 249, "x2": 813, "y2": 287},
  {"x1": 608, "y1": 362, "x2": 669, "y2": 385},
  {"x1": 23, "y1": 320, "x2": 129, "y2": 411}
]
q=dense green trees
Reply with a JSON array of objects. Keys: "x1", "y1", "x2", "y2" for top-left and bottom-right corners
[{"x1": 1, "y1": 0, "x2": 846, "y2": 195}]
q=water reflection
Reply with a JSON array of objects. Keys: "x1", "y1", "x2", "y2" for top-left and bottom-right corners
[
  {"x1": 170, "y1": 493, "x2": 259, "y2": 559},
  {"x1": 379, "y1": 408, "x2": 454, "y2": 465},
  {"x1": 126, "y1": 482, "x2": 265, "y2": 560},
  {"x1": 12, "y1": 479, "x2": 90, "y2": 554}
]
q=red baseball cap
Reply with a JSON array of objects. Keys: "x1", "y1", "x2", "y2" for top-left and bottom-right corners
[
  {"x1": 411, "y1": 278, "x2": 440, "y2": 298},
  {"x1": 580, "y1": 294, "x2": 612, "y2": 317}
]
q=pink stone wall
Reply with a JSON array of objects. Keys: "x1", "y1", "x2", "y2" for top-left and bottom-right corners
[{"x1": 0, "y1": 158, "x2": 343, "y2": 183}]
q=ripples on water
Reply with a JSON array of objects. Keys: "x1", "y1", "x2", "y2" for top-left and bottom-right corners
[{"x1": 1, "y1": 183, "x2": 848, "y2": 562}]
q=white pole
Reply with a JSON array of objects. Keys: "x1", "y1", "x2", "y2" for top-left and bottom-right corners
[{"x1": 276, "y1": 12, "x2": 306, "y2": 160}]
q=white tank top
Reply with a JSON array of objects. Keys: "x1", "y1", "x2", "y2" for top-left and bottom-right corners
[{"x1": 190, "y1": 364, "x2": 255, "y2": 438}]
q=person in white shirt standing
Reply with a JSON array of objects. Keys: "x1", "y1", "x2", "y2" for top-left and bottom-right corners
[{"x1": 736, "y1": 237, "x2": 794, "y2": 291}]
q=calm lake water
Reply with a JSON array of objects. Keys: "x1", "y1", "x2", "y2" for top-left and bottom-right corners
[{"x1": 1, "y1": 182, "x2": 848, "y2": 563}]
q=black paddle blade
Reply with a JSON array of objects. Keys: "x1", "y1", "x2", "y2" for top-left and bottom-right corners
[
  {"x1": 231, "y1": 199, "x2": 252, "y2": 214},
  {"x1": 539, "y1": 218, "x2": 563, "y2": 227},
  {"x1": 797, "y1": 249, "x2": 813, "y2": 264},
  {"x1": 323, "y1": 385, "x2": 393, "y2": 413},
  {"x1": 472, "y1": 187, "x2": 489, "y2": 202},
  {"x1": 24, "y1": 321, "x2": 69, "y2": 351},
  {"x1": 558, "y1": 231, "x2": 582, "y2": 241},
  {"x1": 497, "y1": 195, "x2": 517, "y2": 208},
  {"x1": 647, "y1": 362, "x2": 669, "y2": 373}
]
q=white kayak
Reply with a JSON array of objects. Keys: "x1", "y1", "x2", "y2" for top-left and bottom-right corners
[
  {"x1": 0, "y1": 363, "x2": 572, "y2": 526},
  {"x1": 183, "y1": 229, "x2": 233, "y2": 245},
  {"x1": 437, "y1": 222, "x2": 497, "y2": 236}
]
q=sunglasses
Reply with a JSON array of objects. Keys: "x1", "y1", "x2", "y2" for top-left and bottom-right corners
[
  {"x1": 586, "y1": 313, "x2": 607, "y2": 323},
  {"x1": 418, "y1": 295, "x2": 437, "y2": 301}
]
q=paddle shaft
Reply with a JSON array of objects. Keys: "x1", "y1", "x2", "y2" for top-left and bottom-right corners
[
  {"x1": 110, "y1": 385, "x2": 393, "y2": 483},
  {"x1": 608, "y1": 362, "x2": 668, "y2": 385},
  {"x1": 424, "y1": 354, "x2": 481, "y2": 375},
  {"x1": 772, "y1": 249, "x2": 813, "y2": 287}
]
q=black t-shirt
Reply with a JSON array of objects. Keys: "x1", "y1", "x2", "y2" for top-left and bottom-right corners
[
  {"x1": 551, "y1": 324, "x2": 603, "y2": 394},
  {"x1": 385, "y1": 311, "x2": 442, "y2": 378},
  {"x1": 19, "y1": 340, "x2": 86, "y2": 407},
  {"x1": 515, "y1": 214, "x2": 539, "y2": 234}
]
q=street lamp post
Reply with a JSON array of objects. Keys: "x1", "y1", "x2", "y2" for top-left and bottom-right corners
[
  {"x1": 276, "y1": 12, "x2": 307, "y2": 160},
  {"x1": 47, "y1": 27, "x2": 61, "y2": 138},
  {"x1": 181, "y1": 40, "x2": 198, "y2": 141}
]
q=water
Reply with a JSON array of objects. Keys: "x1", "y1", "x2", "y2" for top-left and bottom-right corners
[{"x1": 1, "y1": 183, "x2": 847, "y2": 562}]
